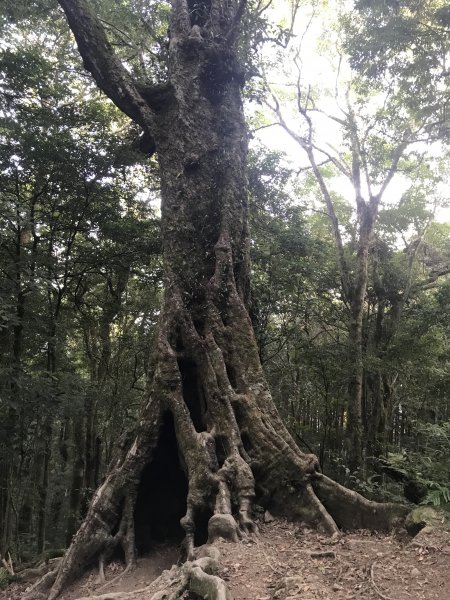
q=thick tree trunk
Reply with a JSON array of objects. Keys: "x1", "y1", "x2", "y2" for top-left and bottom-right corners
[{"x1": 25, "y1": 2, "x2": 408, "y2": 598}]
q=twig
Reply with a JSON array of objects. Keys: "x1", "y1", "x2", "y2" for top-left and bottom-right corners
[
  {"x1": 255, "y1": 537, "x2": 277, "y2": 572},
  {"x1": 98, "y1": 561, "x2": 133, "y2": 590},
  {"x1": 370, "y1": 561, "x2": 392, "y2": 600},
  {"x1": 310, "y1": 550, "x2": 336, "y2": 559}
]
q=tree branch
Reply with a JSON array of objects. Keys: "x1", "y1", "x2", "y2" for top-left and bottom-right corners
[
  {"x1": 268, "y1": 94, "x2": 353, "y2": 301},
  {"x1": 376, "y1": 141, "x2": 409, "y2": 201},
  {"x1": 58, "y1": 0, "x2": 156, "y2": 136},
  {"x1": 346, "y1": 93, "x2": 365, "y2": 207}
]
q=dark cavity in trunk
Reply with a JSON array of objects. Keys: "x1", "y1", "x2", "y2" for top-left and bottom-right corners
[{"x1": 134, "y1": 413, "x2": 188, "y2": 554}]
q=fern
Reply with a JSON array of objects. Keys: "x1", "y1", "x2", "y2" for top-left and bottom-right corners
[{"x1": 421, "y1": 484, "x2": 450, "y2": 506}]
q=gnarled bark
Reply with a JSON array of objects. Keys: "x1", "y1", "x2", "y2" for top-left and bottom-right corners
[{"x1": 25, "y1": 2, "x2": 408, "y2": 598}]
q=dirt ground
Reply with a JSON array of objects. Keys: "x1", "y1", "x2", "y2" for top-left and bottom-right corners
[{"x1": 2, "y1": 519, "x2": 449, "y2": 600}]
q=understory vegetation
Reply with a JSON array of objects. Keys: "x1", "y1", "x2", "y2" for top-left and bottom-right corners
[{"x1": 0, "y1": 0, "x2": 449, "y2": 575}]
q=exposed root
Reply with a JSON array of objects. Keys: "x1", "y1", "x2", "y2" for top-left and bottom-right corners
[
  {"x1": 187, "y1": 564, "x2": 231, "y2": 600},
  {"x1": 304, "y1": 483, "x2": 339, "y2": 535},
  {"x1": 14, "y1": 558, "x2": 61, "y2": 584},
  {"x1": 96, "y1": 555, "x2": 106, "y2": 584},
  {"x1": 27, "y1": 259, "x2": 408, "y2": 600},
  {"x1": 75, "y1": 592, "x2": 154, "y2": 600},
  {"x1": 95, "y1": 495, "x2": 137, "y2": 590},
  {"x1": 238, "y1": 495, "x2": 258, "y2": 536},
  {"x1": 73, "y1": 547, "x2": 229, "y2": 600},
  {"x1": 208, "y1": 513, "x2": 239, "y2": 542},
  {"x1": 73, "y1": 563, "x2": 184, "y2": 600},
  {"x1": 22, "y1": 567, "x2": 58, "y2": 600},
  {"x1": 180, "y1": 504, "x2": 196, "y2": 561},
  {"x1": 98, "y1": 563, "x2": 134, "y2": 591},
  {"x1": 313, "y1": 474, "x2": 409, "y2": 530}
]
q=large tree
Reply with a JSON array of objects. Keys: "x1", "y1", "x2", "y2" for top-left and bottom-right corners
[{"x1": 26, "y1": 1, "x2": 407, "y2": 598}]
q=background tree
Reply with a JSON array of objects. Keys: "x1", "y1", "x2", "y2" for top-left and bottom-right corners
[
  {"x1": 0, "y1": 16, "x2": 160, "y2": 560},
  {"x1": 261, "y1": 0, "x2": 450, "y2": 471}
]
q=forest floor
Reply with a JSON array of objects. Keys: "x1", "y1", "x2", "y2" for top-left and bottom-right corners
[{"x1": 2, "y1": 519, "x2": 449, "y2": 600}]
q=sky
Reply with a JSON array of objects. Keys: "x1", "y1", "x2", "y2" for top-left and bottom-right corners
[{"x1": 250, "y1": 0, "x2": 450, "y2": 226}]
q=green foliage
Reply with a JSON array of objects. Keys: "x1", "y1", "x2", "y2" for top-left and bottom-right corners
[
  {"x1": 0, "y1": 568, "x2": 16, "y2": 589},
  {"x1": 0, "y1": 11, "x2": 162, "y2": 558},
  {"x1": 386, "y1": 421, "x2": 450, "y2": 507},
  {"x1": 423, "y1": 484, "x2": 450, "y2": 507},
  {"x1": 345, "y1": 1, "x2": 450, "y2": 138}
]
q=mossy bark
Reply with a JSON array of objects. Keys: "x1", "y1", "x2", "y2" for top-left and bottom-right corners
[{"x1": 25, "y1": 2, "x2": 408, "y2": 598}]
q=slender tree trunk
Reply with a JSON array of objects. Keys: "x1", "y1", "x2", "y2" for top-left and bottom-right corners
[
  {"x1": 66, "y1": 415, "x2": 86, "y2": 547},
  {"x1": 0, "y1": 223, "x2": 25, "y2": 556},
  {"x1": 37, "y1": 416, "x2": 52, "y2": 554},
  {"x1": 35, "y1": 307, "x2": 58, "y2": 554},
  {"x1": 48, "y1": 419, "x2": 71, "y2": 544},
  {"x1": 347, "y1": 202, "x2": 377, "y2": 471}
]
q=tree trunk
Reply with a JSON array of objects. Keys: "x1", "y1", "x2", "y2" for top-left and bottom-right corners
[
  {"x1": 347, "y1": 202, "x2": 377, "y2": 471},
  {"x1": 0, "y1": 219, "x2": 26, "y2": 556},
  {"x1": 25, "y1": 2, "x2": 408, "y2": 598}
]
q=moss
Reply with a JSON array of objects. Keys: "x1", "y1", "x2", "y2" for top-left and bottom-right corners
[
  {"x1": 0, "y1": 568, "x2": 17, "y2": 589},
  {"x1": 405, "y1": 506, "x2": 445, "y2": 536}
]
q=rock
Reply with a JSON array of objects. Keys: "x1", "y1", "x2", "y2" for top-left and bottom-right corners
[
  {"x1": 411, "y1": 567, "x2": 420, "y2": 577},
  {"x1": 273, "y1": 575, "x2": 303, "y2": 600},
  {"x1": 264, "y1": 510, "x2": 275, "y2": 523},
  {"x1": 332, "y1": 583, "x2": 343, "y2": 591},
  {"x1": 405, "y1": 507, "x2": 443, "y2": 536},
  {"x1": 412, "y1": 524, "x2": 436, "y2": 543}
]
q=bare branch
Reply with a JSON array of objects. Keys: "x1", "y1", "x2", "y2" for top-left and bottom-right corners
[
  {"x1": 255, "y1": 0, "x2": 274, "y2": 17},
  {"x1": 98, "y1": 18, "x2": 135, "y2": 48},
  {"x1": 269, "y1": 95, "x2": 353, "y2": 300},
  {"x1": 251, "y1": 122, "x2": 278, "y2": 133},
  {"x1": 308, "y1": 107, "x2": 347, "y2": 127},
  {"x1": 310, "y1": 142, "x2": 351, "y2": 179},
  {"x1": 376, "y1": 140, "x2": 410, "y2": 202},
  {"x1": 345, "y1": 92, "x2": 366, "y2": 206}
]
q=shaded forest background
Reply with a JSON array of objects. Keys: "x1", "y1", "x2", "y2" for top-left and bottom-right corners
[{"x1": 0, "y1": 0, "x2": 449, "y2": 568}]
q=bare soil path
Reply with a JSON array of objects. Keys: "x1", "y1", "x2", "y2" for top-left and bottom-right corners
[{"x1": 2, "y1": 520, "x2": 449, "y2": 600}]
